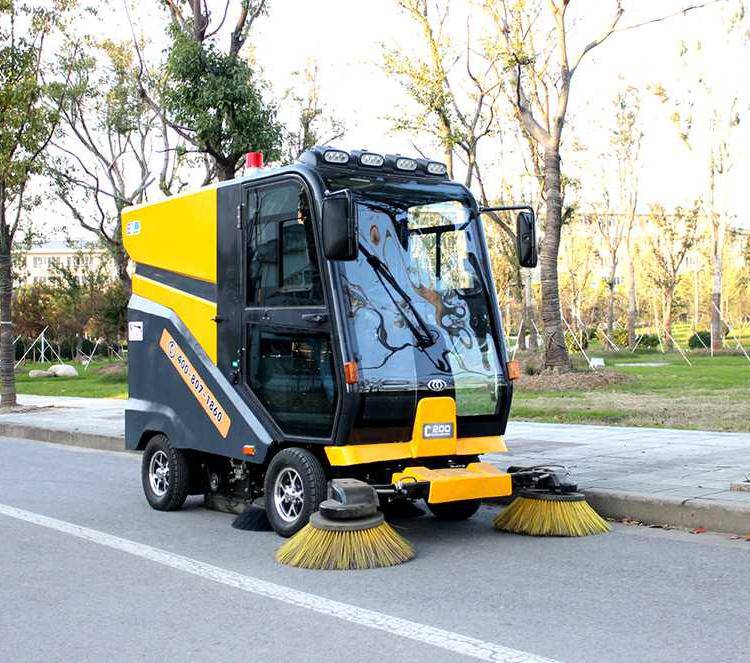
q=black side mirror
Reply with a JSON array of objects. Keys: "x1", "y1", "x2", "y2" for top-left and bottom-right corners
[
  {"x1": 322, "y1": 190, "x2": 358, "y2": 261},
  {"x1": 516, "y1": 210, "x2": 537, "y2": 268}
]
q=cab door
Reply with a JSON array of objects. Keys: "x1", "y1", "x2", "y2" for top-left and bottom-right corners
[{"x1": 240, "y1": 178, "x2": 338, "y2": 441}]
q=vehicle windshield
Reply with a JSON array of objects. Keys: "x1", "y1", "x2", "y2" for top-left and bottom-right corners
[{"x1": 337, "y1": 182, "x2": 504, "y2": 418}]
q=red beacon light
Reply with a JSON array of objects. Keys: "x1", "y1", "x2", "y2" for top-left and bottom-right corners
[{"x1": 245, "y1": 151, "x2": 264, "y2": 169}]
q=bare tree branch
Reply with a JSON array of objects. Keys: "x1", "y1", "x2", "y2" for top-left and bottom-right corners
[
  {"x1": 616, "y1": 0, "x2": 726, "y2": 34},
  {"x1": 570, "y1": 2, "x2": 624, "y2": 75}
]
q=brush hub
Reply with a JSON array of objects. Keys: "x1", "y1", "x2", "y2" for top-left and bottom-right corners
[
  {"x1": 318, "y1": 496, "x2": 378, "y2": 520},
  {"x1": 310, "y1": 510, "x2": 385, "y2": 532},
  {"x1": 508, "y1": 465, "x2": 579, "y2": 494},
  {"x1": 518, "y1": 489, "x2": 586, "y2": 502},
  {"x1": 311, "y1": 478, "x2": 385, "y2": 530},
  {"x1": 319, "y1": 478, "x2": 380, "y2": 519}
]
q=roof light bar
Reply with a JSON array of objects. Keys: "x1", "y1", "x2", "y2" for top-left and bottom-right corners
[
  {"x1": 395, "y1": 157, "x2": 418, "y2": 172},
  {"x1": 323, "y1": 149, "x2": 349, "y2": 164},
  {"x1": 360, "y1": 152, "x2": 385, "y2": 167},
  {"x1": 298, "y1": 146, "x2": 450, "y2": 179}
]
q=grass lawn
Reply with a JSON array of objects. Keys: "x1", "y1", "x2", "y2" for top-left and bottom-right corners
[
  {"x1": 16, "y1": 360, "x2": 127, "y2": 399},
  {"x1": 511, "y1": 349, "x2": 750, "y2": 432}
]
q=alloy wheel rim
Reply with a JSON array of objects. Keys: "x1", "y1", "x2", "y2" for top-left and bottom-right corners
[
  {"x1": 273, "y1": 467, "x2": 304, "y2": 523},
  {"x1": 149, "y1": 450, "x2": 170, "y2": 497}
]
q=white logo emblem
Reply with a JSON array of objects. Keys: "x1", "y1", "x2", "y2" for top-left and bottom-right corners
[
  {"x1": 128, "y1": 321, "x2": 143, "y2": 342},
  {"x1": 423, "y1": 423, "x2": 454, "y2": 439},
  {"x1": 427, "y1": 378, "x2": 447, "y2": 392},
  {"x1": 126, "y1": 220, "x2": 141, "y2": 236}
]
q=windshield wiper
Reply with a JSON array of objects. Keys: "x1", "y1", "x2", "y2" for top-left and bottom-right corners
[{"x1": 358, "y1": 242, "x2": 435, "y2": 348}]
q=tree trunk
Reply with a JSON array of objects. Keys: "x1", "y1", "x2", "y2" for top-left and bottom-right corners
[
  {"x1": 710, "y1": 214, "x2": 724, "y2": 351},
  {"x1": 625, "y1": 201, "x2": 639, "y2": 350},
  {"x1": 216, "y1": 159, "x2": 236, "y2": 182},
  {"x1": 606, "y1": 257, "x2": 617, "y2": 344},
  {"x1": 626, "y1": 241, "x2": 638, "y2": 349},
  {"x1": 517, "y1": 313, "x2": 527, "y2": 351},
  {"x1": 663, "y1": 292, "x2": 674, "y2": 351},
  {"x1": 692, "y1": 268, "x2": 700, "y2": 330},
  {"x1": 523, "y1": 269, "x2": 538, "y2": 351},
  {"x1": 0, "y1": 245, "x2": 16, "y2": 407},
  {"x1": 539, "y1": 149, "x2": 570, "y2": 370},
  {"x1": 112, "y1": 243, "x2": 132, "y2": 294}
]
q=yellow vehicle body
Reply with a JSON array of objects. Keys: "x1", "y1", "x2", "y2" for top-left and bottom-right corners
[
  {"x1": 122, "y1": 161, "x2": 513, "y2": 522},
  {"x1": 123, "y1": 187, "x2": 219, "y2": 362}
]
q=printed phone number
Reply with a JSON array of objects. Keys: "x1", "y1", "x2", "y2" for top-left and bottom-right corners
[{"x1": 176, "y1": 354, "x2": 226, "y2": 425}]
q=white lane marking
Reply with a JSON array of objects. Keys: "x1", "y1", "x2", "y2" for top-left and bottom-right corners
[{"x1": 0, "y1": 503, "x2": 557, "y2": 663}]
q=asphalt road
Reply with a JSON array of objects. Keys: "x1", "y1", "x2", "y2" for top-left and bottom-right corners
[{"x1": 1, "y1": 437, "x2": 749, "y2": 663}]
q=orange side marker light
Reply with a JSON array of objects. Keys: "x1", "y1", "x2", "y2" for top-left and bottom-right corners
[
  {"x1": 344, "y1": 361, "x2": 359, "y2": 385},
  {"x1": 242, "y1": 445, "x2": 256, "y2": 456},
  {"x1": 506, "y1": 360, "x2": 521, "y2": 381}
]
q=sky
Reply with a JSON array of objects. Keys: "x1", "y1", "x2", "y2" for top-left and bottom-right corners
[
  {"x1": 248, "y1": 0, "x2": 747, "y2": 224},
  {"x1": 43, "y1": 0, "x2": 750, "y2": 239},
  {"x1": 254, "y1": 0, "x2": 748, "y2": 221}
]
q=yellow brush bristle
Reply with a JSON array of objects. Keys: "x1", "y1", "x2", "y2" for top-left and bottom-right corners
[
  {"x1": 493, "y1": 495, "x2": 610, "y2": 537},
  {"x1": 276, "y1": 521, "x2": 415, "y2": 570}
]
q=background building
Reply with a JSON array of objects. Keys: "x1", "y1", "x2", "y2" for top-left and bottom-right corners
[{"x1": 17, "y1": 241, "x2": 115, "y2": 286}]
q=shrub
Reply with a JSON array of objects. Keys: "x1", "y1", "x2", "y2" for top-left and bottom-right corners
[
  {"x1": 611, "y1": 328, "x2": 629, "y2": 347},
  {"x1": 519, "y1": 352, "x2": 544, "y2": 376},
  {"x1": 688, "y1": 330, "x2": 711, "y2": 350},
  {"x1": 638, "y1": 333, "x2": 660, "y2": 349},
  {"x1": 564, "y1": 330, "x2": 589, "y2": 352}
]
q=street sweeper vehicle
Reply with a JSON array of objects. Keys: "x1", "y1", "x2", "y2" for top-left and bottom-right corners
[{"x1": 123, "y1": 146, "x2": 608, "y2": 569}]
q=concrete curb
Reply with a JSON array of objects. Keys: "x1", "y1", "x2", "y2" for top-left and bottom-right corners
[
  {"x1": 0, "y1": 423, "x2": 123, "y2": 453},
  {"x1": 585, "y1": 488, "x2": 750, "y2": 535}
]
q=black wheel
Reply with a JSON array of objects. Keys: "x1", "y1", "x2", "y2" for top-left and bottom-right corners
[
  {"x1": 141, "y1": 434, "x2": 191, "y2": 511},
  {"x1": 264, "y1": 448, "x2": 327, "y2": 538},
  {"x1": 426, "y1": 499, "x2": 481, "y2": 521}
]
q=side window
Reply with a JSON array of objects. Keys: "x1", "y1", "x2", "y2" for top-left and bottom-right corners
[
  {"x1": 247, "y1": 329, "x2": 336, "y2": 437},
  {"x1": 246, "y1": 181, "x2": 323, "y2": 307}
]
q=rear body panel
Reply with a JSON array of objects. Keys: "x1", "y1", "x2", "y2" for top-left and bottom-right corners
[
  {"x1": 124, "y1": 186, "x2": 219, "y2": 362},
  {"x1": 125, "y1": 295, "x2": 272, "y2": 460}
]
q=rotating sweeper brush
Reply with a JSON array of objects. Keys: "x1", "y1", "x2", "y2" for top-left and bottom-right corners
[
  {"x1": 494, "y1": 466, "x2": 610, "y2": 537},
  {"x1": 276, "y1": 479, "x2": 415, "y2": 570}
]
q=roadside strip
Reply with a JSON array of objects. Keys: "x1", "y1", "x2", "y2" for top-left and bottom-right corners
[
  {"x1": 2, "y1": 423, "x2": 749, "y2": 537},
  {"x1": 0, "y1": 422, "x2": 122, "y2": 452},
  {"x1": 0, "y1": 502, "x2": 556, "y2": 663},
  {"x1": 585, "y1": 489, "x2": 750, "y2": 536}
]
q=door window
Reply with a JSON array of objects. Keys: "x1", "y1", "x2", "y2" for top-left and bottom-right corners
[
  {"x1": 246, "y1": 182, "x2": 323, "y2": 307},
  {"x1": 247, "y1": 329, "x2": 335, "y2": 437},
  {"x1": 243, "y1": 179, "x2": 337, "y2": 438}
]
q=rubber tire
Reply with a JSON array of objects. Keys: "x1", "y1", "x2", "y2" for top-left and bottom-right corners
[
  {"x1": 426, "y1": 499, "x2": 481, "y2": 521},
  {"x1": 141, "y1": 434, "x2": 191, "y2": 511},
  {"x1": 264, "y1": 448, "x2": 327, "y2": 538}
]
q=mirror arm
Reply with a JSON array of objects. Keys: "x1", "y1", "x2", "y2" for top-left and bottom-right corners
[
  {"x1": 324, "y1": 188, "x2": 352, "y2": 199},
  {"x1": 478, "y1": 204, "x2": 534, "y2": 215}
]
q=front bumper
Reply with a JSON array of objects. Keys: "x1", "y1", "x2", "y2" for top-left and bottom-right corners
[
  {"x1": 390, "y1": 462, "x2": 512, "y2": 504},
  {"x1": 325, "y1": 396, "x2": 507, "y2": 467}
]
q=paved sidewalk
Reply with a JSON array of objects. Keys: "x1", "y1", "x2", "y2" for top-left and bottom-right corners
[
  {"x1": 0, "y1": 395, "x2": 125, "y2": 450},
  {"x1": 487, "y1": 422, "x2": 750, "y2": 533},
  {"x1": 2, "y1": 395, "x2": 749, "y2": 532},
  {"x1": 493, "y1": 421, "x2": 750, "y2": 502}
]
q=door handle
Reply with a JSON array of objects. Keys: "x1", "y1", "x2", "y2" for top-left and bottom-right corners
[{"x1": 301, "y1": 313, "x2": 328, "y2": 324}]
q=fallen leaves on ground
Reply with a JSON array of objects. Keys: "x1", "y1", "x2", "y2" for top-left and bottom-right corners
[
  {"x1": 619, "y1": 517, "x2": 642, "y2": 526},
  {"x1": 516, "y1": 368, "x2": 631, "y2": 392}
]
